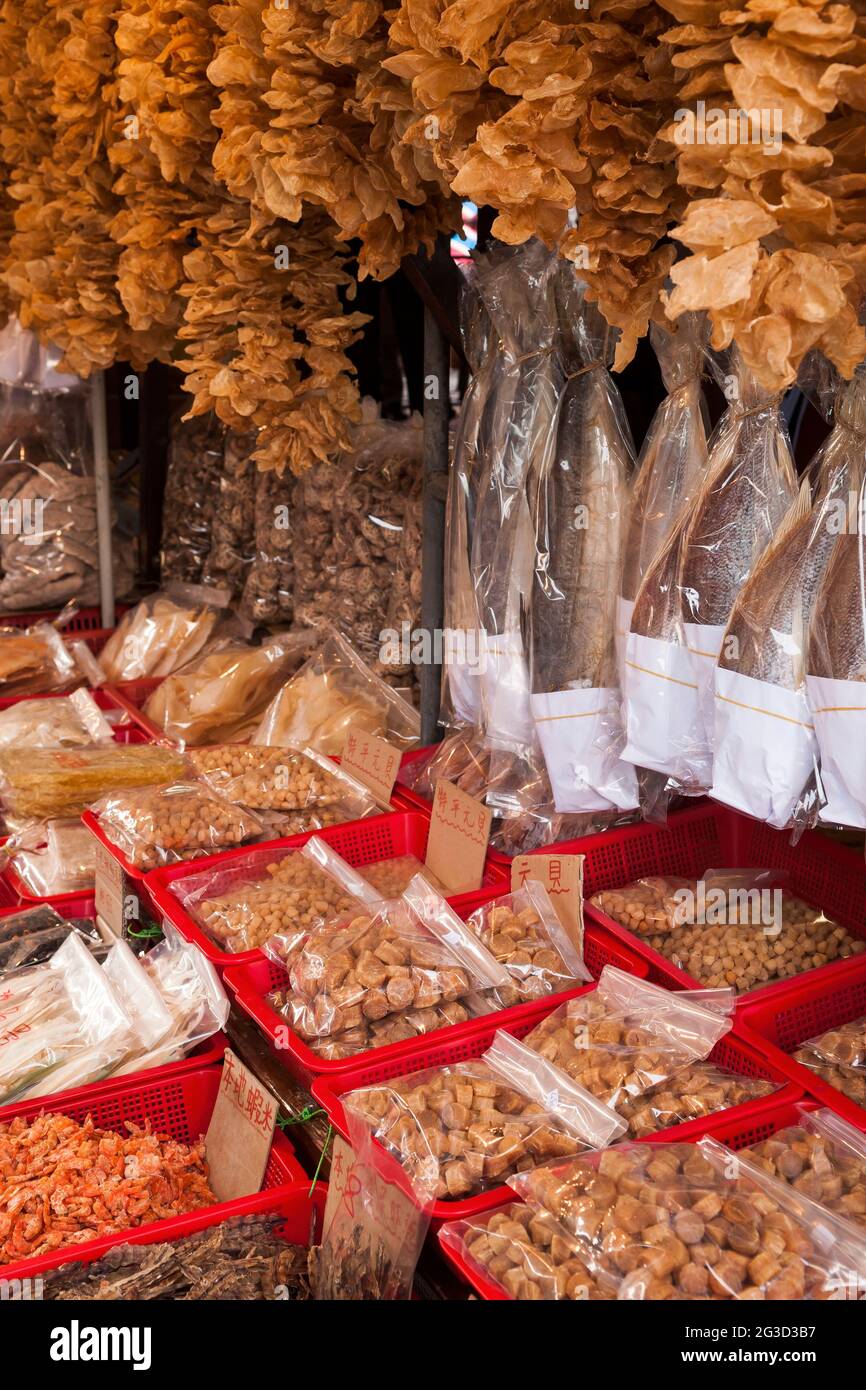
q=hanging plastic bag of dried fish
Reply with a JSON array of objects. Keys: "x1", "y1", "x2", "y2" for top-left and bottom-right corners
[
  {"x1": 622, "y1": 346, "x2": 797, "y2": 793},
  {"x1": 471, "y1": 241, "x2": 562, "y2": 773},
  {"x1": 807, "y1": 457, "x2": 866, "y2": 829},
  {"x1": 528, "y1": 263, "x2": 638, "y2": 815},
  {"x1": 712, "y1": 366, "x2": 866, "y2": 829}
]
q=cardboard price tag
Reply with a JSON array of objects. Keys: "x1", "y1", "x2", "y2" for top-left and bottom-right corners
[
  {"x1": 91, "y1": 828, "x2": 125, "y2": 937},
  {"x1": 205, "y1": 1049, "x2": 278, "y2": 1203},
  {"x1": 511, "y1": 853, "x2": 585, "y2": 952},
  {"x1": 340, "y1": 726, "x2": 400, "y2": 809},
  {"x1": 320, "y1": 1135, "x2": 421, "y2": 1295},
  {"x1": 425, "y1": 779, "x2": 491, "y2": 895}
]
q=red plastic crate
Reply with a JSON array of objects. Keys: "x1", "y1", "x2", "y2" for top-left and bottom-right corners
[
  {"x1": 524, "y1": 801, "x2": 866, "y2": 1007},
  {"x1": 0, "y1": 1062, "x2": 308, "y2": 1282},
  {"x1": 437, "y1": 1095, "x2": 822, "y2": 1300},
  {"x1": 145, "y1": 810, "x2": 511, "y2": 972},
  {"x1": 393, "y1": 744, "x2": 437, "y2": 813},
  {"x1": 0, "y1": 606, "x2": 127, "y2": 632},
  {"x1": 738, "y1": 967, "x2": 866, "y2": 1130},
  {"x1": 225, "y1": 912, "x2": 649, "y2": 1092},
  {"x1": 104, "y1": 677, "x2": 166, "y2": 737},
  {"x1": 311, "y1": 1009, "x2": 798, "y2": 1227}
]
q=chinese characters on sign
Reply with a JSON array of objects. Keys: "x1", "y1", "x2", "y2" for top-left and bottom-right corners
[
  {"x1": 340, "y1": 725, "x2": 401, "y2": 809},
  {"x1": 204, "y1": 1049, "x2": 279, "y2": 1202},
  {"x1": 511, "y1": 853, "x2": 585, "y2": 951},
  {"x1": 425, "y1": 779, "x2": 492, "y2": 894}
]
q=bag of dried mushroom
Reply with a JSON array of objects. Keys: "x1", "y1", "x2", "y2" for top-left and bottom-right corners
[
  {"x1": 590, "y1": 871, "x2": 865, "y2": 992},
  {"x1": 0, "y1": 318, "x2": 132, "y2": 611},
  {"x1": 171, "y1": 834, "x2": 383, "y2": 957},
  {"x1": 160, "y1": 410, "x2": 225, "y2": 586},
  {"x1": 98, "y1": 582, "x2": 233, "y2": 683},
  {"x1": 91, "y1": 781, "x2": 267, "y2": 871},
  {"x1": 266, "y1": 875, "x2": 511, "y2": 1056},
  {"x1": 255, "y1": 628, "x2": 420, "y2": 758},
  {"x1": 187, "y1": 742, "x2": 383, "y2": 834},
  {"x1": 142, "y1": 632, "x2": 314, "y2": 745}
]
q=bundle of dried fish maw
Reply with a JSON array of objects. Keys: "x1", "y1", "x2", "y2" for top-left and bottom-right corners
[
  {"x1": 623, "y1": 347, "x2": 796, "y2": 790},
  {"x1": 471, "y1": 239, "x2": 561, "y2": 762},
  {"x1": 619, "y1": 311, "x2": 709, "y2": 671},
  {"x1": 528, "y1": 262, "x2": 638, "y2": 815},
  {"x1": 713, "y1": 366, "x2": 866, "y2": 829}
]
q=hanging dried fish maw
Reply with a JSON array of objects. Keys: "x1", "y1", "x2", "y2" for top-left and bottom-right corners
[
  {"x1": 470, "y1": 239, "x2": 561, "y2": 758},
  {"x1": 619, "y1": 310, "x2": 709, "y2": 662},
  {"x1": 622, "y1": 347, "x2": 796, "y2": 790},
  {"x1": 713, "y1": 366, "x2": 866, "y2": 828},
  {"x1": 529, "y1": 261, "x2": 638, "y2": 815}
]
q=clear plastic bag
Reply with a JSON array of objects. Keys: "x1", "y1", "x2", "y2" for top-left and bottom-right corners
[
  {"x1": 188, "y1": 742, "x2": 382, "y2": 828},
  {"x1": 792, "y1": 1013, "x2": 866, "y2": 1108},
  {"x1": 0, "y1": 905, "x2": 101, "y2": 978},
  {"x1": 203, "y1": 429, "x2": 257, "y2": 601},
  {"x1": 0, "y1": 622, "x2": 79, "y2": 697},
  {"x1": 0, "y1": 932, "x2": 132, "y2": 1104},
  {"x1": 160, "y1": 410, "x2": 225, "y2": 586},
  {"x1": 438, "y1": 1201, "x2": 609, "y2": 1300},
  {"x1": 0, "y1": 742, "x2": 188, "y2": 822},
  {"x1": 617, "y1": 1061, "x2": 777, "y2": 1137},
  {"x1": 739, "y1": 1106, "x2": 866, "y2": 1233},
  {"x1": 358, "y1": 855, "x2": 446, "y2": 898},
  {"x1": 9, "y1": 819, "x2": 97, "y2": 895},
  {"x1": 471, "y1": 240, "x2": 561, "y2": 760},
  {"x1": 305, "y1": 997, "x2": 483, "y2": 1061},
  {"x1": 174, "y1": 834, "x2": 382, "y2": 957},
  {"x1": 464, "y1": 882, "x2": 590, "y2": 1007},
  {"x1": 98, "y1": 582, "x2": 233, "y2": 683},
  {"x1": 528, "y1": 262, "x2": 638, "y2": 814},
  {"x1": 808, "y1": 466, "x2": 866, "y2": 829},
  {"x1": 623, "y1": 347, "x2": 797, "y2": 792},
  {"x1": 0, "y1": 688, "x2": 113, "y2": 748},
  {"x1": 254, "y1": 628, "x2": 420, "y2": 757},
  {"x1": 590, "y1": 870, "x2": 864, "y2": 992},
  {"x1": 268, "y1": 874, "x2": 510, "y2": 1042},
  {"x1": 713, "y1": 366, "x2": 866, "y2": 829},
  {"x1": 509, "y1": 1137, "x2": 866, "y2": 1300},
  {"x1": 142, "y1": 631, "x2": 314, "y2": 746},
  {"x1": 238, "y1": 465, "x2": 293, "y2": 624},
  {"x1": 518, "y1": 966, "x2": 734, "y2": 1112},
  {"x1": 92, "y1": 781, "x2": 266, "y2": 871}
]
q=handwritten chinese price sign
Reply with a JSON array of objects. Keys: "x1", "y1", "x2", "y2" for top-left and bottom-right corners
[
  {"x1": 425, "y1": 779, "x2": 492, "y2": 895},
  {"x1": 340, "y1": 725, "x2": 400, "y2": 809},
  {"x1": 205, "y1": 1049, "x2": 278, "y2": 1202},
  {"x1": 511, "y1": 853, "x2": 585, "y2": 952}
]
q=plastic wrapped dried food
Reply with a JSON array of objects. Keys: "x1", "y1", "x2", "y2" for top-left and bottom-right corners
[
  {"x1": 528, "y1": 263, "x2": 637, "y2": 815},
  {"x1": 98, "y1": 583, "x2": 231, "y2": 682},
  {"x1": 239, "y1": 466, "x2": 293, "y2": 624},
  {"x1": 793, "y1": 1013, "x2": 866, "y2": 1109},
  {"x1": 590, "y1": 872, "x2": 865, "y2": 992},
  {"x1": 740, "y1": 1108, "x2": 866, "y2": 1233},
  {"x1": 255, "y1": 629, "x2": 420, "y2": 757},
  {"x1": 509, "y1": 1138, "x2": 866, "y2": 1300},
  {"x1": 0, "y1": 689, "x2": 113, "y2": 748},
  {"x1": 143, "y1": 633, "x2": 314, "y2": 746},
  {"x1": 464, "y1": 883, "x2": 590, "y2": 1008},
  {"x1": 160, "y1": 411, "x2": 225, "y2": 585},
  {"x1": 204, "y1": 429, "x2": 257, "y2": 600},
  {"x1": 306, "y1": 998, "x2": 482, "y2": 1062},
  {"x1": 9, "y1": 819, "x2": 97, "y2": 895},
  {"x1": 268, "y1": 875, "x2": 511, "y2": 1041},
  {"x1": 617, "y1": 1062, "x2": 776, "y2": 1138},
  {"x1": 92, "y1": 782, "x2": 266, "y2": 871},
  {"x1": 358, "y1": 856, "x2": 446, "y2": 899},
  {"x1": 187, "y1": 743, "x2": 382, "y2": 828},
  {"x1": 713, "y1": 367, "x2": 866, "y2": 829},
  {"x1": 438, "y1": 1202, "x2": 610, "y2": 1301},
  {"x1": 0, "y1": 743, "x2": 188, "y2": 821},
  {"x1": 793, "y1": 1049, "x2": 866, "y2": 1111},
  {"x1": 0, "y1": 906, "x2": 101, "y2": 977},
  {"x1": 518, "y1": 967, "x2": 733, "y2": 1113},
  {"x1": 0, "y1": 623, "x2": 79, "y2": 697},
  {"x1": 174, "y1": 835, "x2": 382, "y2": 957}
]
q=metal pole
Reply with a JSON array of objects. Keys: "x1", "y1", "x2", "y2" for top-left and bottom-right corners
[
  {"x1": 420, "y1": 302, "x2": 450, "y2": 745},
  {"x1": 90, "y1": 370, "x2": 115, "y2": 628}
]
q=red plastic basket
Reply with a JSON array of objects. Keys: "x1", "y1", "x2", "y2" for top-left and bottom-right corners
[
  {"x1": 0, "y1": 606, "x2": 127, "y2": 632},
  {"x1": 0, "y1": 1062, "x2": 308, "y2": 1281},
  {"x1": 224, "y1": 913, "x2": 649, "y2": 1092},
  {"x1": 103, "y1": 678, "x2": 166, "y2": 737},
  {"x1": 311, "y1": 1010, "x2": 798, "y2": 1227},
  {"x1": 437, "y1": 1094, "x2": 825, "y2": 1300},
  {"x1": 393, "y1": 744, "x2": 437, "y2": 813},
  {"x1": 145, "y1": 810, "x2": 511, "y2": 972},
  {"x1": 523, "y1": 801, "x2": 866, "y2": 1007},
  {"x1": 738, "y1": 966, "x2": 866, "y2": 1130}
]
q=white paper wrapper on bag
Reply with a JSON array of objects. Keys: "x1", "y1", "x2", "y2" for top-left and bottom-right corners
[
  {"x1": 480, "y1": 628, "x2": 535, "y2": 752},
  {"x1": 711, "y1": 667, "x2": 818, "y2": 829},
  {"x1": 443, "y1": 628, "x2": 483, "y2": 727},
  {"x1": 683, "y1": 621, "x2": 726, "y2": 786},
  {"x1": 806, "y1": 675, "x2": 866, "y2": 828},
  {"x1": 530, "y1": 687, "x2": 638, "y2": 813},
  {"x1": 616, "y1": 595, "x2": 634, "y2": 686},
  {"x1": 621, "y1": 630, "x2": 702, "y2": 781}
]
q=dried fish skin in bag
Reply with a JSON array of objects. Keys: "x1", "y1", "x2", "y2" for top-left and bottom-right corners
[
  {"x1": 713, "y1": 366, "x2": 866, "y2": 829},
  {"x1": 529, "y1": 262, "x2": 638, "y2": 815},
  {"x1": 623, "y1": 349, "x2": 797, "y2": 791},
  {"x1": 807, "y1": 457, "x2": 866, "y2": 828},
  {"x1": 471, "y1": 240, "x2": 562, "y2": 757},
  {"x1": 618, "y1": 311, "x2": 710, "y2": 666}
]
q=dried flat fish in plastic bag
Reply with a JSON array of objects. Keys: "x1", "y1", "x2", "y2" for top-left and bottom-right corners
[
  {"x1": 713, "y1": 366, "x2": 866, "y2": 829},
  {"x1": 529, "y1": 263, "x2": 638, "y2": 815},
  {"x1": 623, "y1": 348, "x2": 797, "y2": 792},
  {"x1": 471, "y1": 240, "x2": 562, "y2": 763}
]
